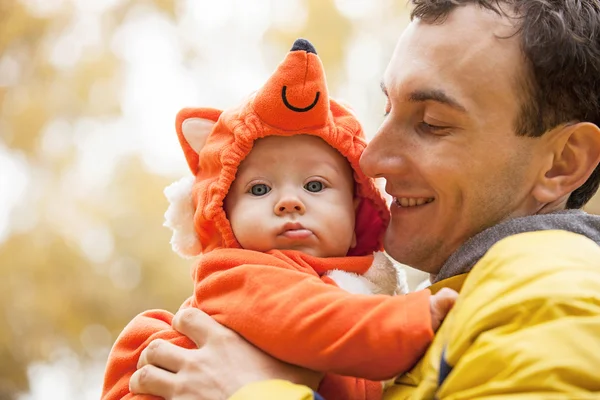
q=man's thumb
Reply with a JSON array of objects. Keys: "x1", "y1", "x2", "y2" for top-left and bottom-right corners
[{"x1": 430, "y1": 288, "x2": 459, "y2": 331}]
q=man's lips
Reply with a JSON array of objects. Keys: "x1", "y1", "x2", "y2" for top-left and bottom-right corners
[{"x1": 279, "y1": 222, "x2": 313, "y2": 239}]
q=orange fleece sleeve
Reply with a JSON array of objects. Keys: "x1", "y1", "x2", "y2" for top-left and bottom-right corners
[
  {"x1": 101, "y1": 309, "x2": 195, "y2": 400},
  {"x1": 193, "y1": 249, "x2": 433, "y2": 381}
]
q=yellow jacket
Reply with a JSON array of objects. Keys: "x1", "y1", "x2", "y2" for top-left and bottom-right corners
[{"x1": 231, "y1": 230, "x2": 600, "y2": 399}]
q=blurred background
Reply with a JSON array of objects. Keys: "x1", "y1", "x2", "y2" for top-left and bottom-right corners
[{"x1": 1, "y1": 1, "x2": 599, "y2": 399}]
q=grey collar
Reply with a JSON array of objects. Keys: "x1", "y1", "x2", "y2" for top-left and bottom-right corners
[{"x1": 433, "y1": 210, "x2": 600, "y2": 283}]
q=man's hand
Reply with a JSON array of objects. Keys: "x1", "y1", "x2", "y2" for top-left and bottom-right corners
[
  {"x1": 130, "y1": 308, "x2": 323, "y2": 400},
  {"x1": 429, "y1": 287, "x2": 459, "y2": 331}
]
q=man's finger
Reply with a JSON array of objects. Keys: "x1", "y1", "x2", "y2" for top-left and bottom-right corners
[
  {"x1": 130, "y1": 364, "x2": 175, "y2": 398},
  {"x1": 172, "y1": 308, "x2": 222, "y2": 347},
  {"x1": 435, "y1": 287, "x2": 459, "y2": 313},
  {"x1": 138, "y1": 339, "x2": 189, "y2": 372}
]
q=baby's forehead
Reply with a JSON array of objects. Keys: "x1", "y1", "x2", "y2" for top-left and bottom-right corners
[
  {"x1": 236, "y1": 134, "x2": 354, "y2": 178},
  {"x1": 246, "y1": 135, "x2": 346, "y2": 162}
]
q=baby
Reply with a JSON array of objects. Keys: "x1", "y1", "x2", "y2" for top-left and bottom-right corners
[{"x1": 102, "y1": 39, "x2": 453, "y2": 400}]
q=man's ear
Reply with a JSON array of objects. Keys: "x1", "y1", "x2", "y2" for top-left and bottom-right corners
[
  {"x1": 533, "y1": 122, "x2": 600, "y2": 204},
  {"x1": 176, "y1": 108, "x2": 223, "y2": 175}
]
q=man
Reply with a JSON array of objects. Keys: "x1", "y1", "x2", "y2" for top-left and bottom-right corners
[{"x1": 128, "y1": 0, "x2": 600, "y2": 398}]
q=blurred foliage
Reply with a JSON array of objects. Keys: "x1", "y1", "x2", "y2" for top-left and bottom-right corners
[
  {"x1": 1, "y1": 0, "x2": 599, "y2": 399},
  {"x1": 0, "y1": 0, "x2": 408, "y2": 398}
]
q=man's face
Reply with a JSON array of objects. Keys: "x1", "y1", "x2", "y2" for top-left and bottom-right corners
[
  {"x1": 225, "y1": 135, "x2": 357, "y2": 258},
  {"x1": 360, "y1": 5, "x2": 548, "y2": 274}
]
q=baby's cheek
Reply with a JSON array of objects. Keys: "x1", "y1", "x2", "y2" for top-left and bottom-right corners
[
  {"x1": 235, "y1": 225, "x2": 274, "y2": 252},
  {"x1": 329, "y1": 210, "x2": 357, "y2": 256}
]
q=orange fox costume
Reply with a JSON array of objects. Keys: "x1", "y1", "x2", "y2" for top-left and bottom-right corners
[{"x1": 101, "y1": 39, "x2": 433, "y2": 400}]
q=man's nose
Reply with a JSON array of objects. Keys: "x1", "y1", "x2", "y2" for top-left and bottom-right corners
[
  {"x1": 360, "y1": 123, "x2": 408, "y2": 178},
  {"x1": 274, "y1": 195, "x2": 306, "y2": 216}
]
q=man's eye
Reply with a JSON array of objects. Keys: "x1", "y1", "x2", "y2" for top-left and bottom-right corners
[
  {"x1": 250, "y1": 184, "x2": 271, "y2": 196},
  {"x1": 418, "y1": 121, "x2": 451, "y2": 135},
  {"x1": 304, "y1": 181, "x2": 324, "y2": 193}
]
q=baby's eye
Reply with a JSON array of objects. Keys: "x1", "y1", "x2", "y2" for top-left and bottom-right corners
[
  {"x1": 304, "y1": 181, "x2": 324, "y2": 193},
  {"x1": 250, "y1": 184, "x2": 271, "y2": 196}
]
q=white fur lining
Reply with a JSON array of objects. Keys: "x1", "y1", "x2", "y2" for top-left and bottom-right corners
[
  {"x1": 363, "y1": 252, "x2": 402, "y2": 295},
  {"x1": 325, "y1": 270, "x2": 378, "y2": 295},
  {"x1": 163, "y1": 176, "x2": 202, "y2": 258},
  {"x1": 395, "y1": 268, "x2": 409, "y2": 295},
  {"x1": 326, "y1": 252, "x2": 408, "y2": 296}
]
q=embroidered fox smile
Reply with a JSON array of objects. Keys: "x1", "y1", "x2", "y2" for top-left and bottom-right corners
[{"x1": 281, "y1": 86, "x2": 320, "y2": 112}]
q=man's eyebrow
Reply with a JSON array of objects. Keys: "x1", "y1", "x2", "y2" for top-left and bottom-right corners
[{"x1": 408, "y1": 89, "x2": 467, "y2": 112}]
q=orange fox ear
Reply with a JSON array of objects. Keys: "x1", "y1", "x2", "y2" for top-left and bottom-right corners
[
  {"x1": 182, "y1": 118, "x2": 214, "y2": 153},
  {"x1": 176, "y1": 108, "x2": 222, "y2": 175}
]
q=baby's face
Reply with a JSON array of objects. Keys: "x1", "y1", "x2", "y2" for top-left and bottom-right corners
[{"x1": 225, "y1": 135, "x2": 357, "y2": 258}]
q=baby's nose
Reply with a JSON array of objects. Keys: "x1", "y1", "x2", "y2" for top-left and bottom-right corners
[{"x1": 274, "y1": 196, "x2": 306, "y2": 215}]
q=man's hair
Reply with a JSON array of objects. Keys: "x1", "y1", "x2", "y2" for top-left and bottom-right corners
[{"x1": 411, "y1": 0, "x2": 600, "y2": 209}]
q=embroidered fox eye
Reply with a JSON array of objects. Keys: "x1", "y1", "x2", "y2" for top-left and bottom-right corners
[
  {"x1": 304, "y1": 181, "x2": 324, "y2": 193},
  {"x1": 250, "y1": 184, "x2": 271, "y2": 196}
]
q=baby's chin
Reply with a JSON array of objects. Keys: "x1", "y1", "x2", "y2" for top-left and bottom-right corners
[
  {"x1": 239, "y1": 238, "x2": 351, "y2": 258},
  {"x1": 274, "y1": 245, "x2": 351, "y2": 259}
]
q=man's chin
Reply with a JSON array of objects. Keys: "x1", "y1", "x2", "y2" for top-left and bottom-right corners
[
  {"x1": 383, "y1": 238, "x2": 412, "y2": 266},
  {"x1": 383, "y1": 236, "x2": 441, "y2": 274}
]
